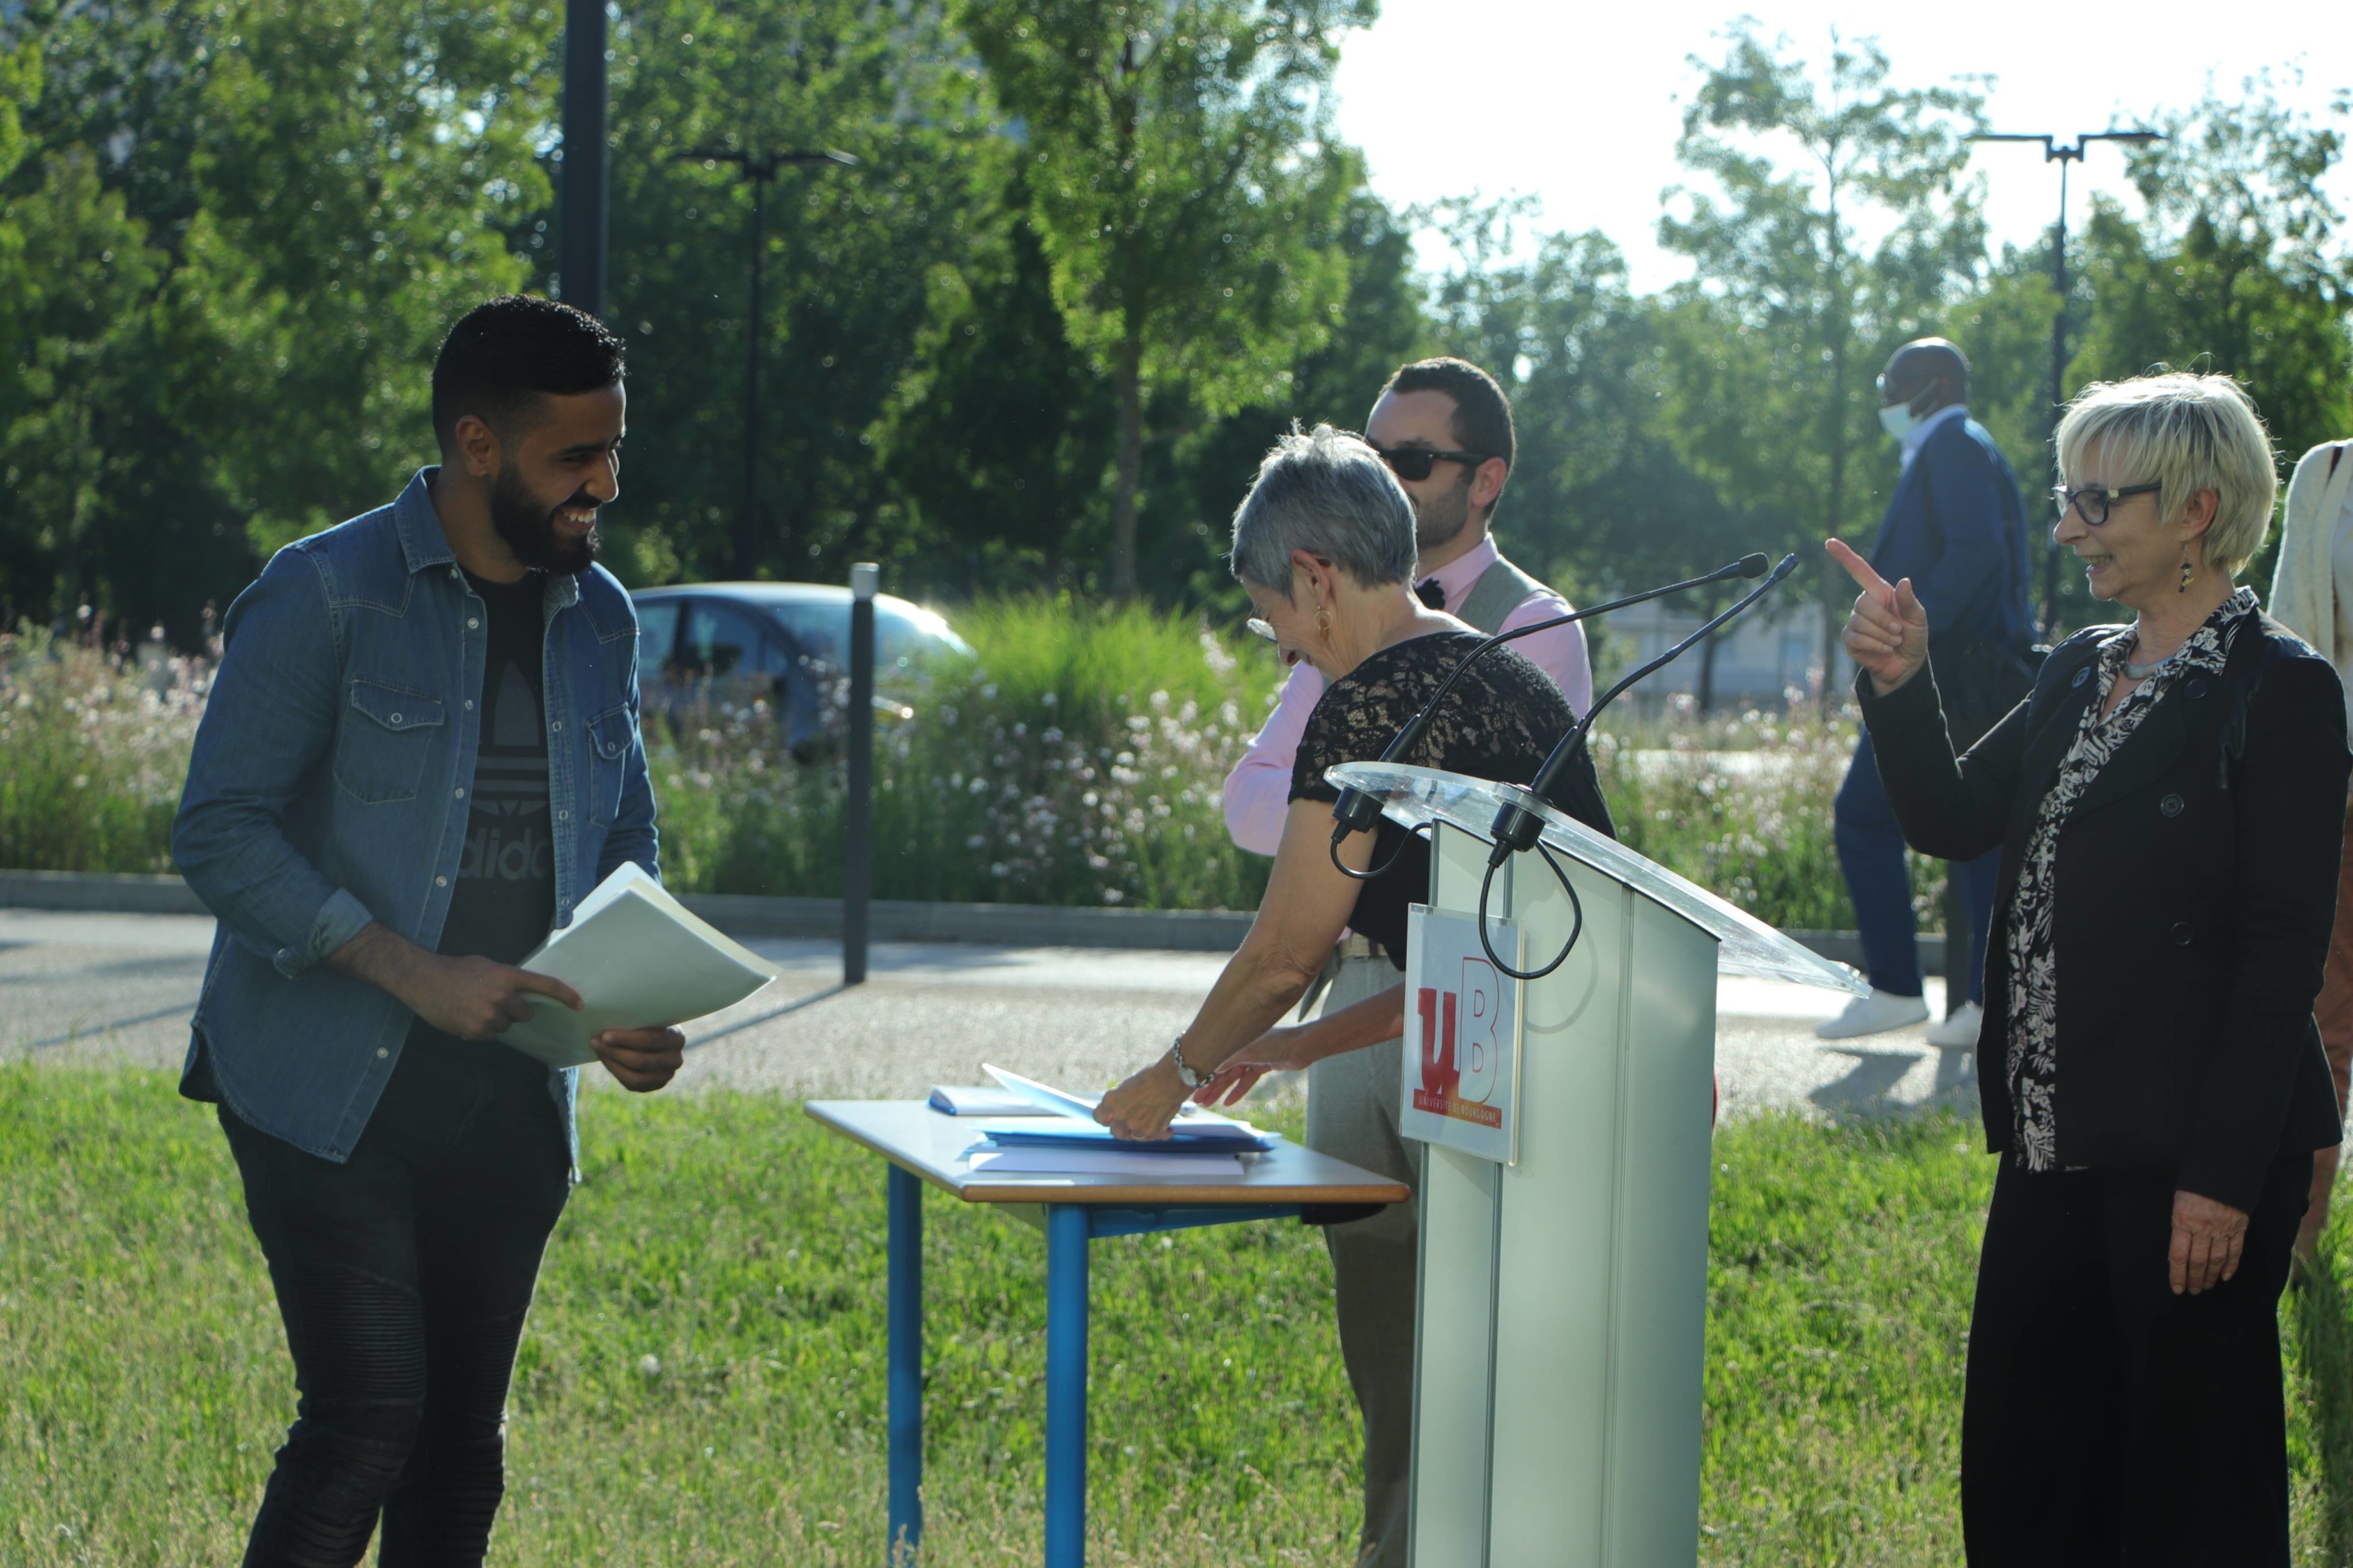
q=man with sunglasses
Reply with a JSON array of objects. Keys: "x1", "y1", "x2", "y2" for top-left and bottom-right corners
[
  {"x1": 1820, "y1": 336, "x2": 2032, "y2": 1045},
  {"x1": 1222, "y1": 358, "x2": 1592, "y2": 854},
  {"x1": 1218, "y1": 357, "x2": 1591, "y2": 1568}
]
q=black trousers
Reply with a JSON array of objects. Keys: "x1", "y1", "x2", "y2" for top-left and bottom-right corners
[
  {"x1": 1961, "y1": 1144, "x2": 2313, "y2": 1566},
  {"x1": 219, "y1": 1038, "x2": 570, "y2": 1568}
]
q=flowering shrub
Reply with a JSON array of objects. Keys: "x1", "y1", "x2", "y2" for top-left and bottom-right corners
[
  {"x1": 1592, "y1": 695, "x2": 1946, "y2": 933},
  {"x1": 653, "y1": 597, "x2": 1284, "y2": 910},
  {"x1": 0, "y1": 630, "x2": 213, "y2": 874},
  {"x1": 3, "y1": 605, "x2": 1960, "y2": 930}
]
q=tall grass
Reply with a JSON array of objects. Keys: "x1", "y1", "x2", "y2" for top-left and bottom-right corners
[
  {"x1": 652, "y1": 595, "x2": 1285, "y2": 911},
  {"x1": 1592, "y1": 696, "x2": 1948, "y2": 933},
  {"x1": 2290, "y1": 1194, "x2": 2353, "y2": 1565},
  {"x1": 0, "y1": 629, "x2": 211, "y2": 874},
  {"x1": 4, "y1": 606, "x2": 1968, "y2": 930}
]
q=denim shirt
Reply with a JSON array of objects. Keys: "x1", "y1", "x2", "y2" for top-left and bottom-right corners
[{"x1": 172, "y1": 470, "x2": 658, "y2": 1165}]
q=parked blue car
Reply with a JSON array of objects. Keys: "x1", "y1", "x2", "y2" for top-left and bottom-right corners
[{"x1": 630, "y1": 583, "x2": 972, "y2": 761}]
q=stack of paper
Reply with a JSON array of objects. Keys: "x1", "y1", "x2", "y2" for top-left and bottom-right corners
[
  {"x1": 499, "y1": 864, "x2": 779, "y2": 1069},
  {"x1": 927, "y1": 1085, "x2": 1056, "y2": 1117},
  {"x1": 956, "y1": 1063, "x2": 1276, "y2": 1180}
]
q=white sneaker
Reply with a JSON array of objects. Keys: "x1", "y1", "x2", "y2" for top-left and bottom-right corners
[
  {"x1": 1925, "y1": 1001, "x2": 1984, "y2": 1048},
  {"x1": 1814, "y1": 988, "x2": 1931, "y2": 1040}
]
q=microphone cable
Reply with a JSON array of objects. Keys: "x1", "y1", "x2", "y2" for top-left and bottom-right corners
[
  {"x1": 1472, "y1": 551, "x2": 1802, "y2": 979},
  {"x1": 1327, "y1": 551, "x2": 1772, "y2": 875}
]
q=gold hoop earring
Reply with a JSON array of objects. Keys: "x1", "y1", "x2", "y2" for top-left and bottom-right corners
[{"x1": 2179, "y1": 543, "x2": 2195, "y2": 594}]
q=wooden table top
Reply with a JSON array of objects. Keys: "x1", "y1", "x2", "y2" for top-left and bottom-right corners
[{"x1": 804, "y1": 1099, "x2": 1412, "y2": 1208}]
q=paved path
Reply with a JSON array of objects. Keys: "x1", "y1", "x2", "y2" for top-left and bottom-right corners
[{"x1": 0, "y1": 909, "x2": 1976, "y2": 1122}]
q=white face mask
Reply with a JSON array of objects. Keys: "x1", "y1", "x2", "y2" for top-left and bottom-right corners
[{"x1": 1879, "y1": 403, "x2": 1920, "y2": 441}]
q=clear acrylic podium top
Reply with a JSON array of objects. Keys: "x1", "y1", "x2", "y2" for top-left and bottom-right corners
[{"x1": 1326, "y1": 762, "x2": 1868, "y2": 994}]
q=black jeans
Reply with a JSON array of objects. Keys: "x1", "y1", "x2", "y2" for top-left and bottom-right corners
[
  {"x1": 1961, "y1": 1144, "x2": 2313, "y2": 1566},
  {"x1": 220, "y1": 1037, "x2": 570, "y2": 1568}
]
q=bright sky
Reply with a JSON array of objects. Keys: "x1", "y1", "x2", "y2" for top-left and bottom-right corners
[{"x1": 1332, "y1": 0, "x2": 2353, "y2": 298}]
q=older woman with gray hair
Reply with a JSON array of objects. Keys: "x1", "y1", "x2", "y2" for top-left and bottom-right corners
[
  {"x1": 1830, "y1": 371, "x2": 2347, "y2": 1564},
  {"x1": 1094, "y1": 424, "x2": 1609, "y2": 1566}
]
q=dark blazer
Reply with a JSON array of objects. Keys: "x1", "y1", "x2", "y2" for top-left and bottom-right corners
[
  {"x1": 1859, "y1": 612, "x2": 2348, "y2": 1211},
  {"x1": 1869, "y1": 415, "x2": 2033, "y2": 649}
]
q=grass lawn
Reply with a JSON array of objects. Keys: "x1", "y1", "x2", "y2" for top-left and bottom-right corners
[{"x1": 2, "y1": 1067, "x2": 2347, "y2": 1566}]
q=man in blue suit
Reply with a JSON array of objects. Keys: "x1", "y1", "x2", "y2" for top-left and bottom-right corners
[{"x1": 1820, "y1": 337, "x2": 2032, "y2": 1043}]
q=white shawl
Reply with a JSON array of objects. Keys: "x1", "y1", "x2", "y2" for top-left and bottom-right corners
[{"x1": 2267, "y1": 439, "x2": 2353, "y2": 664}]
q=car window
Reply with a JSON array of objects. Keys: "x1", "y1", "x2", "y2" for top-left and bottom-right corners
[
  {"x1": 634, "y1": 600, "x2": 681, "y2": 666},
  {"x1": 682, "y1": 600, "x2": 780, "y2": 678},
  {"x1": 767, "y1": 605, "x2": 845, "y2": 667}
]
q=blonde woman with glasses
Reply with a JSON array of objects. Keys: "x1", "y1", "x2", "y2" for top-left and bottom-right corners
[{"x1": 1829, "y1": 371, "x2": 2347, "y2": 1564}]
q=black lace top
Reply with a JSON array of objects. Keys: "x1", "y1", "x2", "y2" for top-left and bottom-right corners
[{"x1": 1290, "y1": 631, "x2": 1616, "y2": 969}]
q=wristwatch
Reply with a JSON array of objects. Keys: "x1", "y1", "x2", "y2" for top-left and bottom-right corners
[{"x1": 1166, "y1": 1032, "x2": 1212, "y2": 1090}]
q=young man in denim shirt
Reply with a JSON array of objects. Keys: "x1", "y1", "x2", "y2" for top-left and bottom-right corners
[{"x1": 173, "y1": 295, "x2": 684, "y2": 1566}]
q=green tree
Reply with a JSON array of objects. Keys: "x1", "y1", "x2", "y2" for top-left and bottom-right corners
[
  {"x1": 1659, "y1": 26, "x2": 1986, "y2": 687},
  {"x1": 0, "y1": 0, "x2": 557, "y2": 642},
  {"x1": 2070, "y1": 82, "x2": 2352, "y2": 589},
  {"x1": 586, "y1": 0, "x2": 998, "y2": 592},
  {"x1": 1138, "y1": 188, "x2": 1431, "y2": 611},
  {"x1": 961, "y1": 0, "x2": 1369, "y2": 596},
  {"x1": 885, "y1": 179, "x2": 1117, "y2": 592}
]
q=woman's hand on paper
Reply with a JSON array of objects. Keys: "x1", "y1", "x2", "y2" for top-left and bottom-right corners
[
  {"x1": 1190, "y1": 1027, "x2": 1314, "y2": 1108},
  {"x1": 1094, "y1": 1056, "x2": 1188, "y2": 1142},
  {"x1": 591, "y1": 1027, "x2": 687, "y2": 1093}
]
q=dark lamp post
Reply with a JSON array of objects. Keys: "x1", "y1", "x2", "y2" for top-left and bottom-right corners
[
  {"x1": 672, "y1": 146, "x2": 859, "y2": 579},
  {"x1": 1970, "y1": 129, "x2": 2165, "y2": 636}
]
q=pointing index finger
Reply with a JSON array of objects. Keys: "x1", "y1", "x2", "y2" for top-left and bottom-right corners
[{"x1": 1824, "y1": 537, "x2": 1894, "y2": 599}]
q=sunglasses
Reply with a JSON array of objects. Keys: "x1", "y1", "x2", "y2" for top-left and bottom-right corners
[
  {"x1": 2052, "y1": 482, "x2": 2161, "y2": 527},
  {"x1": 1371, "y1": 446, "x2": 1493, "y2": 483}
]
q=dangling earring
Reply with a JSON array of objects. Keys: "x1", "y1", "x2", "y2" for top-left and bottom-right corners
[
  {"x1": 1314, "y1": 608, "x2": 1333, "y2": 638},
  {"x1": 2179, "y1": 542, "x2": 2195, "y2": 594}
]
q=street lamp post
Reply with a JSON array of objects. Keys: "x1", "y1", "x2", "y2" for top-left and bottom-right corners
[
  {"x1": 1971, "y1": 130, "x2": 2165, "y2": 636},
  {"x1": 673, "y1": 147, "x2": 858, "y2": 579},
  {"x1": 558, "y1": 0, "x2": 608, "y2": 319}
]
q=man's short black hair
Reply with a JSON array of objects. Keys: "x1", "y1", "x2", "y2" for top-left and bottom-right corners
[
  {"x1": 1381, "y1": 357, "x2": 1516, "y2": 472},
  {"x1": 430, "y1": 294, "x2": 626, "y2": 451}
]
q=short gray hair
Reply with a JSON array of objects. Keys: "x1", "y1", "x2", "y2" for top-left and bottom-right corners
[
  {"x1": 1229, "y1": 424, "x2": 1416, "y2": 599},
  {"x1": 2056, "y1": 371, "x2": 2279, "y2": 577}
]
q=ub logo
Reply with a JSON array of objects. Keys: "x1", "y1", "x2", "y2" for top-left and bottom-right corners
[{"x1": 1413, "y1": 956, "x2": 1504, "y2": 1130}]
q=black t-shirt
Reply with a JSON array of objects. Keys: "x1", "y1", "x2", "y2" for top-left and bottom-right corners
[
  {"x1": 406, "y1": 569, "x2": 555, "y2": 1062},
  {"x1": 1289, "y1": 631, "x2": 1616, "y2": 969}
]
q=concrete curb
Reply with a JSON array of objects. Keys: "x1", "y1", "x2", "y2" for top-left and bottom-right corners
[
  {"x1": 0, "y1": 869, "x2": 1256, "y2": 953},
  {"x1": 0, "y1": 870, "x2": 1940, "y2": 966}
]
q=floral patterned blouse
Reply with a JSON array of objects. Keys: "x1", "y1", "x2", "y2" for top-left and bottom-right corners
[{"x1": 2002, "y1": 585, "x2": 2260, "y2": 1170}]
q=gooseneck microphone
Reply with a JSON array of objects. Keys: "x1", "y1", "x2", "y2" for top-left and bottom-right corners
[
  {"x1": 1327, "y1": 551, "x2": 1773, "y2": 876},
  {"x1": 1485, "y1": 551, "x2": 1801, "y2": 869},
  {"x1": 1463, "y1": 551, "x2": 1800, "y2": 983}
]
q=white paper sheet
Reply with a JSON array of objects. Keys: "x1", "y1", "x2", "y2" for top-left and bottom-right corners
[
  {"x1": 499, "y1": 864, "x2": 779, "y2": 1069},
  {"x1": 966, "y1": 1148, "x2": 1246, "y2": 1179}
]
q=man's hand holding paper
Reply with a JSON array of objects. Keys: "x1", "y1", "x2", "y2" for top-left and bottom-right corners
[{"x1": 494, "y1": 863, "x2": 779, "y2": 1074}]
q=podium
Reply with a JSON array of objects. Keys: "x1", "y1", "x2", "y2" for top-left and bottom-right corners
[{"x1": 1325, "y1": 763, "x2": 1866, "y2": 1568}]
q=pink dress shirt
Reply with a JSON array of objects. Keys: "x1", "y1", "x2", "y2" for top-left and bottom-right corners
[{"x1": 1220, "y1": 537, "x2": 1594, "y2": 856}]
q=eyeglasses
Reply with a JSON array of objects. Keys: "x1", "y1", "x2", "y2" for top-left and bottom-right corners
[
  {"x1": 1245, "y1": 617, "x2": 1278, "y2": 643},
  {"x1": 1371, "y1": 446, "x2": 1493, "y2": 483},
  {"x1": 2052, "y1": 482, "x2": 2161, "y2": 527}
]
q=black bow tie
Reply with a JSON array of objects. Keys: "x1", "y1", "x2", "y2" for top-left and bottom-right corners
[{"x1": 1415, "y1": 578, "x2": 1446, "y2": 609}]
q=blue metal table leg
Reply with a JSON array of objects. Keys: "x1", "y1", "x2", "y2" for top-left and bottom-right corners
[
  {"x1": 887, "y1": 1165, "x2": 923, "y2": 1564},
  {"x1": 1043, "y1": 1203, "x2": 1090, "y2": 1568}
]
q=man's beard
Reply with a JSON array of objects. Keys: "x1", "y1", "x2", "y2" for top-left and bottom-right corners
[
  {"x1": 1413, "y1": 473, "x2": 1474, "y2": 555},
  {"x1": 490, "y1": 463, "x2": 601, "y2": 574}
]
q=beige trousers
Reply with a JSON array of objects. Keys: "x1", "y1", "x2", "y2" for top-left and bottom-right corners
[{"x1": 1304, "y1": 952, "x2": 1418, "y2": 1568}]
